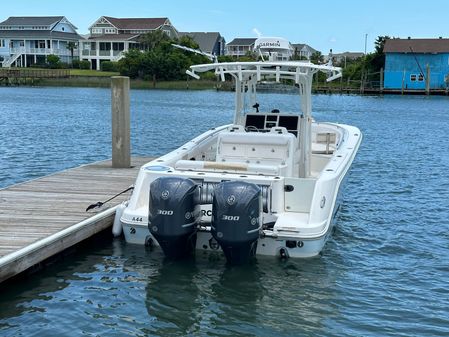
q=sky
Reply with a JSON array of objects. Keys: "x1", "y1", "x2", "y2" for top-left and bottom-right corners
[{"x1": 2, "y1": 0, "x2": 449, "y2": 53}]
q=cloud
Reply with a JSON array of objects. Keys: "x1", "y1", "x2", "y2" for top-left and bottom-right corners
[
  {"x1": 252, "y1": 28, "x2": 262, "y2": 37},
  {"x1": 329, "y1": 37, "x2": 337, "y2": 43}
]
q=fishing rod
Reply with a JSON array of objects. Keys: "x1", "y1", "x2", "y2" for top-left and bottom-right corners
[
  {"x1": 86, "y1": 185, "x2": 134, "y2": 212},
  {"x1": 409, "y1": 46, "x2": 426, "y2": 80}
]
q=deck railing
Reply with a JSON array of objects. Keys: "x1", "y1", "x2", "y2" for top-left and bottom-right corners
[{"x1": 10, "y1": 47, "x2": 73, "y2": 56}]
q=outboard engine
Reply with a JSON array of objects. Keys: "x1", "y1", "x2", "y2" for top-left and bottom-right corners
[
  {"x1": 211, "y1": 181, "x2": 262, "y2": 265},
  {"x1": 149, "y1": 177, "x2": 200, "y2": 259}
]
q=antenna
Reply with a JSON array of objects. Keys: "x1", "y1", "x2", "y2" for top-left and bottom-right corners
[
  {"x1": 326, "y1": 49, "x2": 333, "y2": 66},
  {"x1": 172, "y1": 43, "x2": 217, "y2": 63}
]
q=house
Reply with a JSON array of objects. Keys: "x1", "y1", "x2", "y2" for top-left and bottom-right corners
[
  {"x1": 80, "y1": 16, "x2": 178, "y2": 70},
  {"x1": 331, "y1": 52, "x2": 364, "y2": 65},
  {"x1": 291, "y1": 43, "x2": 318, "y2": 60},
  {"x1": 226, "y1": 38, "x2": 256, "y2": 57},
  {"x1": 0, "y1": 16, "x2": 81, "y2": 67},
  {"x1": 383, "y1": 38, "x2": 449, "y2": 90},
  {"x1": 179, "y1": 32, "x2": 226, "y2": 56}
]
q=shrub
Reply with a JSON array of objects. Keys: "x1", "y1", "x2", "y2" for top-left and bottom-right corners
[
  {"x1": 79, "y1": 60, "x2": 91, "y2": 70},
  {"x1": 101, "y1": 61, "x2": 118, "y2": 72},
  {"x1": 72, "y1": 59, "x2": 81, "y2": 69},
  {"x1": 47, "y1": 54, "x2": 60, "y2": 69},
  {"x1": 201, "y1": 71, "x2": 218, "y2": 81},
  {"x1": 30, "y1": 62, "x2": 46, "y2": 68},
  {"x1": 117, "y1": 49, "x2": 143, "y2": 78}
]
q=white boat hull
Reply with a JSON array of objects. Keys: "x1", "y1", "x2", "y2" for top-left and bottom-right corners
[{"x1": 120, "y1": 121, "x2": 361, "y2": 259}]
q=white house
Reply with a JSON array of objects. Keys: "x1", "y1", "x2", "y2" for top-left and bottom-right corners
[
  {"x1": 80, "y1": 16, "x2": 178, "y2": 70},
  {"x1": 0, "y1": 16, "x2": 81, "y2": 67},
  {"x1": 291, "y1": 43, "x2": 318, "y2": 60},
  {"x1": 226, "y1": 38, "x2": 257, "y2": 57}
]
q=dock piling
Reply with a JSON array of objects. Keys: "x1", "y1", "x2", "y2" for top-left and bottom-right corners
[
  {"x1": 111, "y1": 76, "x2": 131, "y2": 168},
  {"x1": 425, "y1": 64, "x2": 430, "y2": 95}
]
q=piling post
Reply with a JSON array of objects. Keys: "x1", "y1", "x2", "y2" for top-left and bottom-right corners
[
  {"x1": 111, "y1": 76, "x2": 131, "y2": 168},
  {"x1": 401, "y1": 69, "x2": 405, "y2": 95},
  {"x1": 425, "y1": 64, "x2": 430, "y2": 95},
  {"x1": 380, "y1": 67, "x2": 384, "y2": 94}
]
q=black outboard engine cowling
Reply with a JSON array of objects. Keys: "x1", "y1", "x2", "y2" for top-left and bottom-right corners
[
  {"x1": 149, "y1": 177, "x2": 200, "y2": 259},
  {"x1": 211, "y1": 181, "x2": 262, "y2": 265}
]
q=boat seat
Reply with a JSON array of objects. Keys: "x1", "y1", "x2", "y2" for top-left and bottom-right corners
[
  {"x1": 216, "y1": 131, "x2": 297, "y2": 176},
  {"x1": 270, "y1": 126, "x2": 288, "y2": 134},
  {"x1": 175, "y1": 160, "x2": 285, "y2": 176}
]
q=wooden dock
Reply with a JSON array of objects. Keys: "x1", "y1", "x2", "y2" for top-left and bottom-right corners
[{"x1": 0, "y1": 156, "x2": 152, "y2": 283}]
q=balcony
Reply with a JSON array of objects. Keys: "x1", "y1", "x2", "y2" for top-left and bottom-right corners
[{"x1": 10, "y1": 47, "x2": 73, "y2": 56}]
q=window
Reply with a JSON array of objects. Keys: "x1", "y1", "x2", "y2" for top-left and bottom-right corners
[
  {"x1": 112, "y1": 42, "x2": 124, "y2": 51},
  {"x1": 0, "y1": 40, "x2": 5, "y2": 48},
  {"x1": 92, "y1": 28, "x2": 102, "y2": 34},
  {"x1": 410, "y1": 74, "x2": 417, "y2": 82},
  {"x1": 418, "y1": 74, "x2": 424, "y2": 82},
  {"x1": 99, "y1": 42, "x2": 111, "y2": 51}
]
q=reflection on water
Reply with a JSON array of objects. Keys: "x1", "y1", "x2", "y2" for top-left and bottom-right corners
[
  {"x1": 1, "y1": 88, "x2": 449, "y2": 336},
  {"x1": 0, "y1": 237, "x2": 339, "y2": 337}
]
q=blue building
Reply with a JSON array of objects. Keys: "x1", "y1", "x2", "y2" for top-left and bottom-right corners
[
  {"x1": 383, "y1": 38, "x2": 449, "y2": 90},
  {"x1": 0, "y1": 16, "x2": 81, "y2": 67}
]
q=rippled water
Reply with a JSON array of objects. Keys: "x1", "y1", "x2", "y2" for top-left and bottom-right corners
[{"x1": 1, "y1": 87, "x2": 449, "y2": 336}]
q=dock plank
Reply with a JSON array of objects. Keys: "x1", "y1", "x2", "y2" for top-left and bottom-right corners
[{"x1": 0, "y1": 156, "x2": 153, "y2": 283}]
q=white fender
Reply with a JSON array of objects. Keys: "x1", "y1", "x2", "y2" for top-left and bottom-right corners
[{"x1": 112, "y1": 201, "x2": 127, "y2": 237}]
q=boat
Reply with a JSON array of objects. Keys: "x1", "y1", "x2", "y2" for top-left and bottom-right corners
[{"x1": 120, "y1": 40, "x2": 362, "y2": 264}]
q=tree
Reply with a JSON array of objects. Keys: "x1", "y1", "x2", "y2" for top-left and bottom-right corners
[
  {"x1": 310, "y1": 51, "x2": 324, "y2": 64},
  {"x1": 178, "y1": 35, "x2": 200, "y2": 49},
  {"x1": 374, "y1": 36, "x2": 390, "y2": 55},
  {"x1": 138, "y1": 30, "x2": 171, "y2": 51},
  {"x1": 66, "y1": 41, "x2": 77, "y2": 66}
]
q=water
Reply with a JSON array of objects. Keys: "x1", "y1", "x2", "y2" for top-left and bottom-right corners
[{"x1": 1, "y1": 87, "x2": 449, "y2": 336}]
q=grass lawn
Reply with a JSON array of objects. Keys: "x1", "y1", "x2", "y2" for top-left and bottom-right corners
[{"x1": 70, "y1": 69, "x2": 120, "y2": 77}]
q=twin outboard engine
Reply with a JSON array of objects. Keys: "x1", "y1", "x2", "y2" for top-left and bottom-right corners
[
  {"x1": 149, "y1": 177, "x2": 200, "y2": 259},
  {"x1": 211, "y1": 181, "x2": 262, "y2": 265}
]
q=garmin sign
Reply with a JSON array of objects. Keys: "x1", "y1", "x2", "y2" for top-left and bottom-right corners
[{"x1": 254, "y1": 37, "x2": 291, "y2": 51}]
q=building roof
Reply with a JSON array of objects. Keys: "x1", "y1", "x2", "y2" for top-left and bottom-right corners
[
  {"x1": 103, "y1": 16, "x2": 168, "y2": 30},
  {"x1": 179, "y1": 32, "x2": 222, "y2": 52},
  {"x1": 292, "y1": 43, "x2": 317, "y2": 53},
  {"x1": 0, "y1": 30, "x2": 81, "y2": 40},
  {"x1": 87, "y1": 33, "x2": 140, "y2": 41},
  {"x1": 227, "y1": 38, "x2": 257, "y2": 46},
  {"x1": 384, "y1": 38, "x2": 449, "y2": 53},
  {"x1": 0, "y1": 16, "x2": 64, "y2": 27},
  {"x1": 333, "y1": 52, "x2": 364, "y2": 59}
]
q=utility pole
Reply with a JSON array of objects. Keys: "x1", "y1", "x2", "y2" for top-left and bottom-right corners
[{"x1": 364, "y1": 33, "x2": 368, "y2": 55}]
